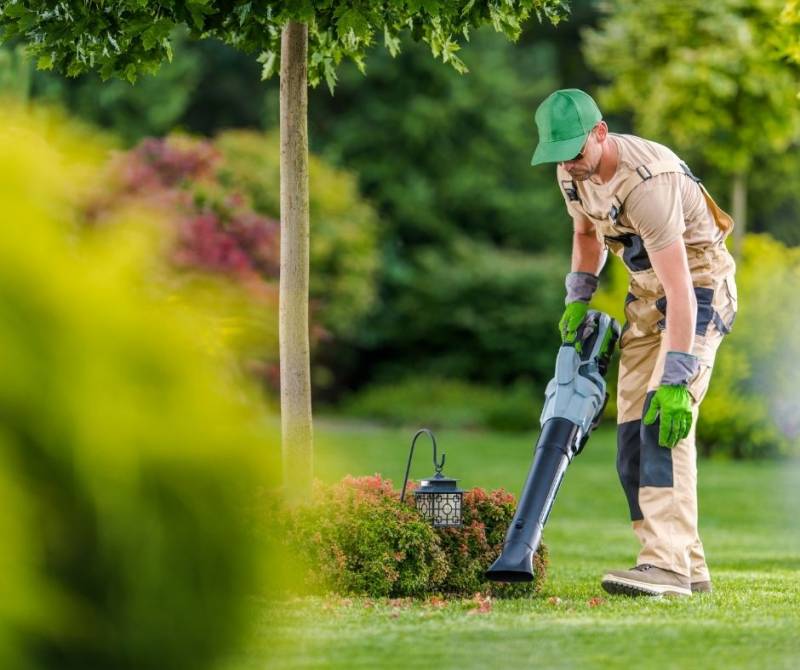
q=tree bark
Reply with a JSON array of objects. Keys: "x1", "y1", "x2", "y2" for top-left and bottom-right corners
[
  {"x1": 730, "y1": 171, "x2": 747, "y2": 258},
  {"x1": 279, "y1": 21, "x2": 313, "y2": 501}
]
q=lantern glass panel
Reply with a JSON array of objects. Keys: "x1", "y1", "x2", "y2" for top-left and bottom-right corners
[
  {"x1": 431, "y1": 492, "x2": 463, "y2": 527},
  {"x1": 415, "y1": 493, "x2": 434, "y2": 522}
]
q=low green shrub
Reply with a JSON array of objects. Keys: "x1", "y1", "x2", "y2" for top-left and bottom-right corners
[
  {"x1": 339, "y1": 377, "x2": 543, "y2": 433},
  {"x1": 277, "y1": 475, "x2": 547, "y2": 598}
]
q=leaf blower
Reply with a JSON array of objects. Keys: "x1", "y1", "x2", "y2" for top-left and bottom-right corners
[{"x1": 486, "y1": 310, "x2": 620, "y2": 582}]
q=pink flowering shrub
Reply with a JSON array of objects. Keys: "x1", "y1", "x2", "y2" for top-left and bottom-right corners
[
  {"x1": 83, "y1": 133, "x2": 379, "y2": 395},
  {"x1": 87, "y1": 136, "x2": 281, "y2": 285},
  {"x1": 83, "y1": 136, "x2": 290, "y2": 390},
  {"x1": 276, "y1": 475, "x2": 548, "y2": 598}
]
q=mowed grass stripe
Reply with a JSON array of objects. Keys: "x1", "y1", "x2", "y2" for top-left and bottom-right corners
[{"x1": 231, "y1": 420, "x2": 800, "y2": 670}]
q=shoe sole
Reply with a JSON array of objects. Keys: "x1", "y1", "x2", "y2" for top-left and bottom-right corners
[{"x1": 601, "y1": 574, "x2": 692, "y2": 597}]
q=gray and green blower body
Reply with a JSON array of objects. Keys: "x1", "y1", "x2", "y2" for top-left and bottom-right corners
[{"x1": 486, "y1": 310, "x2": 620, "y2": 582}]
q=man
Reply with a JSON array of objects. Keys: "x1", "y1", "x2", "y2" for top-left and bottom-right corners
[{"x1": 531, "y1": 89, "x2": 738, "y2": 597}]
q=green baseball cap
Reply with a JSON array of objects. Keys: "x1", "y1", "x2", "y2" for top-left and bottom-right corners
[{"x1": 531, "y1": 89, "x2": 602, "y2": 166}]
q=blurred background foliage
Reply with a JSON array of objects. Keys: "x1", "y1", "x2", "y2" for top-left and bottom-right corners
[
  {"x1": 0, "y1": 113, "x2": 281, "y2": 668},
  {"x1": 594, "y1": 235, "x2": 800, "y2": 458},
  {"x1": 80, "y1": 129, "x2": 379, "y2": 394},
  {"x1": 584, "y1": 0, "x2": 800, "y2": 252},
  {"x1": 2, "y1": 0, "x2": 800, "y2": 457}
]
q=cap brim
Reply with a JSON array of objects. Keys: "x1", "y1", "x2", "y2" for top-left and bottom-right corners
[{"x1": 531, "y1": 133, "x2": 589, "y2": 166}]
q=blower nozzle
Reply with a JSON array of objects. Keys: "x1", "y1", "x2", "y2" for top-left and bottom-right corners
[{"x1": 485, "y1": 311, "x2": 620, "y2": 582}]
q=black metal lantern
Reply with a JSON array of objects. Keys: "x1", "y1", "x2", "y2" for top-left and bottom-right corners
[{"x1": 400, "y1": 429, "x2": 463, "y2": 527}]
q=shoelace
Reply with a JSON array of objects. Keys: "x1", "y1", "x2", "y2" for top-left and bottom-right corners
[{"x1": 632, "y1": 564, "x2": 656, "y2": 572}]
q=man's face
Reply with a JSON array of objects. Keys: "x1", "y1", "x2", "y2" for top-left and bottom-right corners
[{"x1": 559, "y1": 128, "x2": 602, "y2": 181}]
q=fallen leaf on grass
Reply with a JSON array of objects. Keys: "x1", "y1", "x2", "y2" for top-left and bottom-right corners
[
  {"x1": 427, "y1": 596, "x2": 448, "y2": 609},
  {"x1": 587, "y1": 597, "x2": 606, "y2": 608},
  {"x1": 466, "y1": 592, "x2": 493, "y2": 615},
  {"x1": 547, "y1": 596, "x2": 562, "y2": 605},
  {"x1": 322, "y1": 597, "x2": 353, "y2": 612}
]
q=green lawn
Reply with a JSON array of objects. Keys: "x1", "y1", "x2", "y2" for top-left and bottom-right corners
[{"x1": 231, "y1": 419, "x2": 800, "y2": 670}]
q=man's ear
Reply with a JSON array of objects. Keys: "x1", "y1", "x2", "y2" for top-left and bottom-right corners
[{"x1": 594, "y1": 121, "x2": 609, "y2": 142}]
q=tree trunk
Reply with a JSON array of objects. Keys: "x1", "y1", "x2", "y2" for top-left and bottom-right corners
[
  {"x1": 279, "y1": 21, "x2": 313, "y2": 501},
  {"x1": 730, "y1": 172, "x2": 747, "y2": 258}
]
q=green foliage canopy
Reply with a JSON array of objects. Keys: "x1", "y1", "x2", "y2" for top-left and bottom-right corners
[
  {"x1": 1, "y1": 0, "x2": 568, "y2": 88},
  {"x1": 31, "y1": 29, "x2": 202, "y2": 145},
  {"x1": 583, "y1": 0, "x2": 800, "y2": 178},
  {"x1": 305, "y1": 29, "x2": 566, "y2": 249}
]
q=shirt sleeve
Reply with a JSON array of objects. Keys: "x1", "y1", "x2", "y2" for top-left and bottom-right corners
[{"x1": 623, "y1": 173, "x2": 686, "y2": 252}]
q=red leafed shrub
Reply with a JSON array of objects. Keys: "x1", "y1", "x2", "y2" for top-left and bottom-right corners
[
  {"x1": 282, "y1": 475, "x2": 449, "y2": 598},
  {"x1": 436, "y1": 486, "x2": 548, "y2": 597},
  {"x1": 83, "y1": 136, "x2": 289, "y2": 388},
  {"x1": 276, "y1": 475, "x2": 548, "y2": 598},
  {"x1": 87, "y1": 136, "x2": 281, "y2": 285}
]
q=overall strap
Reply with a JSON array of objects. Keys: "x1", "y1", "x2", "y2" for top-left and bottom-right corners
[
  {"x1": 561, "y1": 179, "x2": 581, "y2": 203},
  {"x1": 610, "y1": 160, "x2": 701, "y2": 222}
]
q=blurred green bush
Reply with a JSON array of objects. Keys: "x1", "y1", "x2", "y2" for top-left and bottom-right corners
[
  {"x1": 302, "y1": 31, "x2": 572, "y2": 391},
  {"x1": 355, "y1": 239, "x2": 567, "y2": 386},
  {"x1": 698, "y1": 235, "x2": 800, "y2": 457},
  {"x1": 277, "y1": 475, "x2": 547, "y2": 598},
  {"x1": 340, "y1": 376, "x2": 543, "y2": 433},
  {"x1": 594, "y1": 235, "x2": 800, "y2": 458},
  {"x1": 0, "y1": 113, "x2": 278, "y2": 669}
]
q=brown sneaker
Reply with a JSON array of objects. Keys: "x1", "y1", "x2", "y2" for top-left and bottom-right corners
[
  {"x1": 691, "y1": 580, "x2": 713, "y2": 594},
  {"x1": 601, "y1": 564, "x2": 692, "y2": 597}
]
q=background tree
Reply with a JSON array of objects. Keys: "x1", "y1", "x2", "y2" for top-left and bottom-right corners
[
  {"x1": 0, "y1": 0, "x2": 568, "y2": 497},
  {"x1": 0, "y1": 43, "x2": 30, "y2": 101},
  {"x1": 299, "y1": 30, "x2": 571, "y2": 392},
  {"x1": 583, "y1": 0, "x2": 800, "y2": 252}
]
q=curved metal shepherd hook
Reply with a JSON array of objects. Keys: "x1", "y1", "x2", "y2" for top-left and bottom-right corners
[{"x1": 400, "y1": 428, "x2": 445, "y2": 503}]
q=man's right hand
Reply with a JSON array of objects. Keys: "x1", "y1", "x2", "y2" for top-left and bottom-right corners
[{"x1": 559, "y1": 301, "x2": 589, "y2": 350}]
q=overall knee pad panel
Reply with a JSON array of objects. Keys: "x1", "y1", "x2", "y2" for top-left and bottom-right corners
[
  {"x1": 640, "y1": 391, "x2": 674, "y2": 487},
  {"x1": 617, "y1": 420, "x2": 643, "y2": 520}
]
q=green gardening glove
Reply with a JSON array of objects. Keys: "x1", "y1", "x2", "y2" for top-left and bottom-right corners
[
  {"x1": 643, "y1": 384, "x2": 693, "y2": 448},
  {"x1": 559, "y1": 301, "x2": 589, "y2": 353}
]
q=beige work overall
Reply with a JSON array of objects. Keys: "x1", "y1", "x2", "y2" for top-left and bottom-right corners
[{"x1": 575, "y1": 162, "x2": 738, "y2": 579}]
